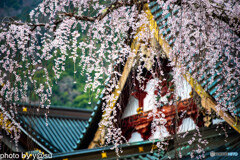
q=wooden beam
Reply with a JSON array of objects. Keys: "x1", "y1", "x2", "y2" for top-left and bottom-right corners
[{"x1": 144, "y1": 4, "x2": 240, "y2": 133}]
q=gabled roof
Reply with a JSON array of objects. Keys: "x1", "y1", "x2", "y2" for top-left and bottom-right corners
[
  {"x1": 77, "y1": 0, "x2": 240, "y2": 151},
  {"x1": 1, "y1": 1, "x2": 239, "y2": 159}
]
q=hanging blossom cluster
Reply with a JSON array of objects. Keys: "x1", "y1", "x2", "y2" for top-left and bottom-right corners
[
  {"x1": 98, "y1": 10, "x2": 155, "y2": 154},
  {"x1": 0, "y1": 0, "x2": 143, "y2": 153},
  {"x1": 0, "y1": 16, "x2": 53, "y2": 149},
  {"x1": 159, "y1": 0, "x2": 240, "y2": 116},
  {"x1": 0, "y1": 22, "x2": 52, "y2": 105},
  {"x1": 0, "y1": 0, "x2": 239, "y2": 158}
]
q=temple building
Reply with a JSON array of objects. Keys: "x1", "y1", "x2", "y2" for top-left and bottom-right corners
[{"x1": 1, "y1": 1, "x2": 240, "y2": 160}]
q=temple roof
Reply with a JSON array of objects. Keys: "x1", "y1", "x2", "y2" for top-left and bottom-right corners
[
  {"x1": 1, "y1": 104, "x2": 92, "y2": 153},
  {"x1": 1, "y1": 1, "x2": 239, "y2": 159},
  {"x1": 52, "y1": 124, "x2": 240, "y2": 160},
  {"x1": 77, "y1": 1, "x2": 240, "y2": 150}
]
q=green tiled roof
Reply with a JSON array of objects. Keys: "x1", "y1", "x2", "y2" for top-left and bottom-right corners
[
  {"x1": 15, "y1": 105, "x2": 92, "y2": 153},
  {"x1": 18, "y1": 115, "x2": 88, "y2": 152}
]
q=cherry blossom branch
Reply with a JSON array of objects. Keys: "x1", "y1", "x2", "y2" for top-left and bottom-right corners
[
  {"x1": 172, "y1": 0, "x2": 239, "y2": 37},
  {"x1": 0, "y1": 0, "x2": 139, "y2": 30}
]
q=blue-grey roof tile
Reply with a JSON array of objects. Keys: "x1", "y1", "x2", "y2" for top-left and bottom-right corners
[{"x1": 19, "y1": 114, "x2": 89, "y2": 153}]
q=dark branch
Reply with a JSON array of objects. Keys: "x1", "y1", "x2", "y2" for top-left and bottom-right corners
[
  {"x1": 1, "y1": 0, "x2": 136, "y2": 31},
  {"x1": 1, "y1": 0, "x2": 154, "y2": 31}
]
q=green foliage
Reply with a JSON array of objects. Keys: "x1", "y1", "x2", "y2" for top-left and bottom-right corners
[{"x1": 49, "y1": 52, "x2": 103, "y2": 109}]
